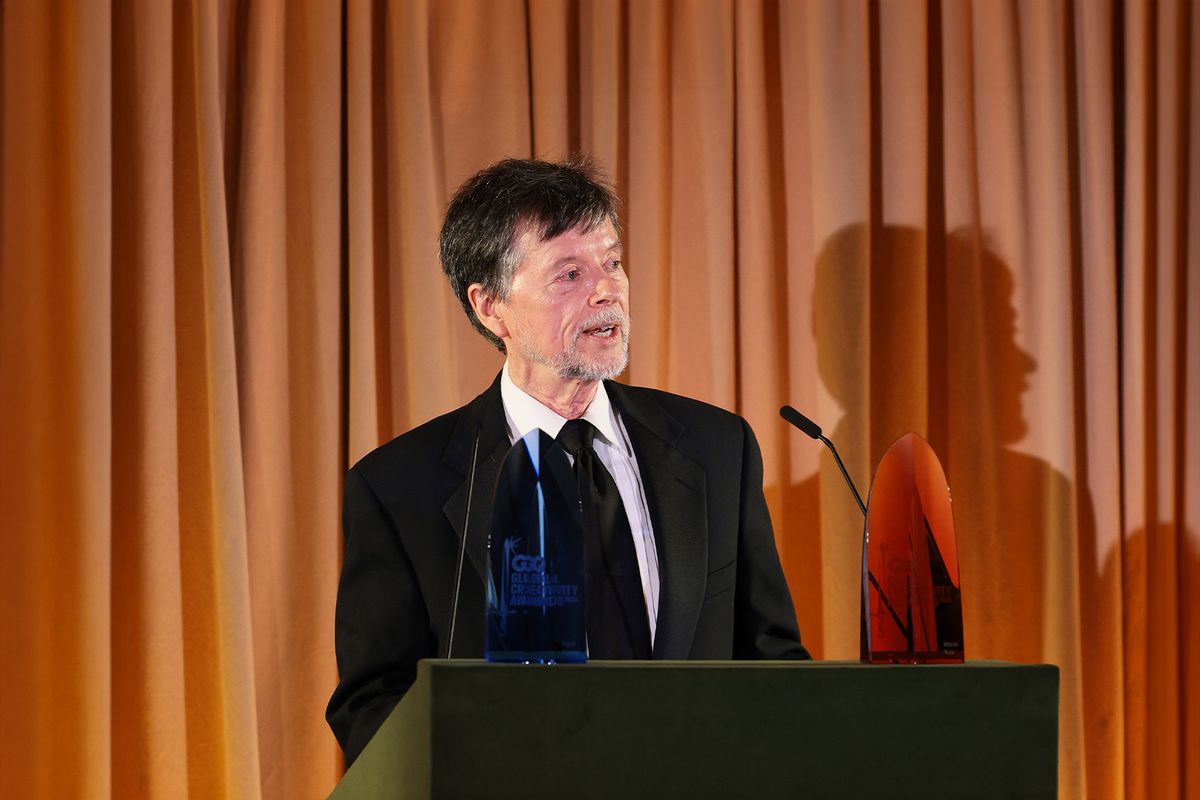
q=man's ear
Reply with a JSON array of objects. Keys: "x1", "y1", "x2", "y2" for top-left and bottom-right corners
[{"x1": 467, "y1": 284, "x2": 510, "y2": 341}]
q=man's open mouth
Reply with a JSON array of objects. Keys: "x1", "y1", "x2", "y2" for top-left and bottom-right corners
[{"x1": 583, "y1": 324, "x2": 618, "y2": 338}]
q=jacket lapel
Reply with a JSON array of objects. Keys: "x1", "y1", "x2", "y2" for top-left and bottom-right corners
[
  {"x1": 441, "y1": 375, "x2": 509, "y2": 586},
  {"x1": 607, "y1": 382, "x2": 708, "y2": 659}
]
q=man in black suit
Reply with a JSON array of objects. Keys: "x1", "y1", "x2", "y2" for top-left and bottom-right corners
[{"x1": 327, "y1": 158, "x2": 809, "y2": 765}]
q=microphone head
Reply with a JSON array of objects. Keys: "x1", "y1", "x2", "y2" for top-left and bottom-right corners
[{"x1": 779, "y1": 405, "x2": 823, "y2": 440}]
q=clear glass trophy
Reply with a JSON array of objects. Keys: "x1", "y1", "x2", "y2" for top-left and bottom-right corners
[
  {"x1": 861, "y1": 432, "x2": 964, "y2": 664},
  {"x1": 485, "y1": 429, "x2": 587, "y2": 664}
]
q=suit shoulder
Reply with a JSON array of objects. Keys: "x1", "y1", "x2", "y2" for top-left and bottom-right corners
[
  {"x1": 609, "y1": 383, "x2": 748, "y2": 448},
  {"x1": 349, "y1": 404, "x2": 467, "y2": 485},
  {"x1": 615, "y1": 383, "x2": 746, "y2": 429}
]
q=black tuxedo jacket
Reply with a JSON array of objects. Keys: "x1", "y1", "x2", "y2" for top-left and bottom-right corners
[{"x1": 327, "y1": 375, "x2": 809, "y2": 764}]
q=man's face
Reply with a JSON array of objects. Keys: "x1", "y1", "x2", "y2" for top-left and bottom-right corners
[{"x1": 496, "y1": 218, "x2": 630, "y2": 385}]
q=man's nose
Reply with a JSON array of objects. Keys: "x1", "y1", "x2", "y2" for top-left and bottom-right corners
[{"x1": 589, "y1": 270, "x2": 622, "y2": 305}]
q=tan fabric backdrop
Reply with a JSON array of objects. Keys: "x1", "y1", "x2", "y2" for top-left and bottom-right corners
[{"x1": 1, "y1": 1, "x2": 1196, "y2": 798}]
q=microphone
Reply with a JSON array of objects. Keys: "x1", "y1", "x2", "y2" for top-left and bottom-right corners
[
  {"x1": 779, "y1": 405, "x2": 909, "y2": 639},
  {"x1": 779, "y1": 405, "x2": 866, "y2": 515},
  {"x1": 444, "y1": 424, "x2": 482, "y2": 659}
]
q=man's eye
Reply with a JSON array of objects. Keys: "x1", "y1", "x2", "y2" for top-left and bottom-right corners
[
  {"x1": 563, "y1": 269, "x2": 580, "y2": 281},
  {"x1": 609, "y1": 259, "x2": 623, "y2": 271}
]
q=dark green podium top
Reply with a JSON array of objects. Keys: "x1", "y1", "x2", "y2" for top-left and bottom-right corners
[{"x1": 330, "y1": 659, "x2": 1058, "y2": 799}]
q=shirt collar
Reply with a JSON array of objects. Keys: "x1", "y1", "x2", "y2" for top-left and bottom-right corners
[{"x1": 500, "y1": 361, "x2": 622, "y2": 449}]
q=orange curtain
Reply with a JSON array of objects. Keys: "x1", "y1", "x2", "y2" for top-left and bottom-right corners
[{"x1": 1, "y1": 1, "x2": 1196, "y2": 798}]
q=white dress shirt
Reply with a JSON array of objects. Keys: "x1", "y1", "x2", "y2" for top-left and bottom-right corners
[{"x1": 500, "y1": 362, "x2": 661, "y2": 645}]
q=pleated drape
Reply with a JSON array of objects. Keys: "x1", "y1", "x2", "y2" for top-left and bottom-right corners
[{"x1": 1, "y1": 2, "x2": 1196, "y2": 799}]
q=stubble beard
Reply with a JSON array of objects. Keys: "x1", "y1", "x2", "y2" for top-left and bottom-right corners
[{"x1": 516, "y1": 309, "x2": 631, "y2": 383}]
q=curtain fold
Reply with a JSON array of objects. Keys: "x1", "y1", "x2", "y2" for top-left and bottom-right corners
[
  {"x1": 1, "y1": 2, "x2": 114, "y2": 797},
  {"x1": 1120, "y1": 2, "x2": 1198, "y2": 797},
  {"x1": 1, "y1": 1, "x2": 1196, "y2": 798},
  {"x1": 111, "y1": 1, "x2": 189, "y2": 797},
  {"x1": 165, "y1": 1, "x2": 262, "y2": 796},
  {"x1": 232, "y1": 1, "x2": 343, "y2": 797}
]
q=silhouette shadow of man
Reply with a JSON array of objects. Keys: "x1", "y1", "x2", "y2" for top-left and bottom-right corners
[{"x1": 797, "y1": 222, "x2": 1104, "y2": 794}]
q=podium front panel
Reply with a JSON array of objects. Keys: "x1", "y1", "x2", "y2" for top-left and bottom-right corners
[{"x1": 330, "y1": 659, "x2": 1057, "y2": 799}]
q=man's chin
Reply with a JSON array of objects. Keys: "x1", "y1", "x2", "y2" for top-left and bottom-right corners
[
  {"x1": 515, "y1": 332, "x2": 630, "y2": 383},
  {"x1": 557, "y1": 349, "x2": 629, "y2": 382},
  {"x1": 558, "y1": 359, "x2": 627, "y2": 382},
  {"x1": 547, "y1": 330, "x2": 627, "y2": 381}
]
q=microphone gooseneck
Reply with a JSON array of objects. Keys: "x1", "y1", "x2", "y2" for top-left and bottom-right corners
[
  {"x1": 779, "y1": 405, "x2": 908, "y2": 640},
  {"x1": 444, "y1": 424, "x2": 482, "y2": 659}
]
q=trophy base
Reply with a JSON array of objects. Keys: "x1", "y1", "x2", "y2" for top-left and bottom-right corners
[
  {"x1": 862, "y1": 649, "x2": 965, "y2": 665},
  {"x1": 484, "y1": 649, "x2": 588, "y2": 665}
]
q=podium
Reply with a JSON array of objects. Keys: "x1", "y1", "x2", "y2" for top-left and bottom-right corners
[{"x1": 329, "y1": 659, "x2": 1058, "y2": 799}]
